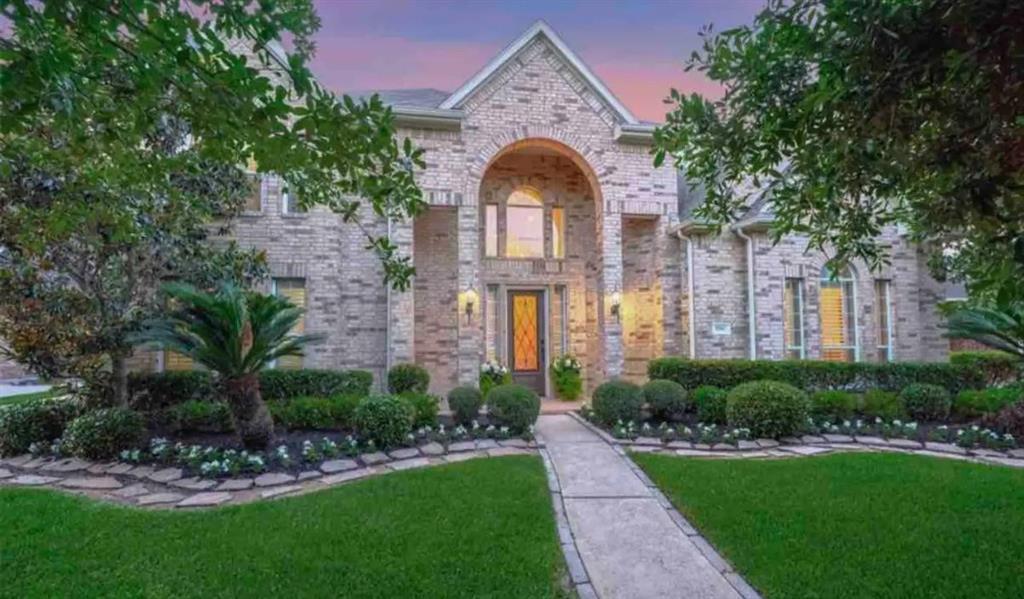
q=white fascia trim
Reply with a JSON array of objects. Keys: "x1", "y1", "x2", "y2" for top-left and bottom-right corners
[
  {"x1": 439, "y1": 20, "x2": 639, "y2": 125},
  {"x1": 393, "y1": 106, "x2": 464, "y2": 130},
  {"x1": 615, "y1": 123, "x2": 657, "y2": 144}
]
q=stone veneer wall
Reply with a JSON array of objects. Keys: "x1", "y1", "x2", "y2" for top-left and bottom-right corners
[{"x1": 621, "y1": 217, "x2": 663, "y2": 382}]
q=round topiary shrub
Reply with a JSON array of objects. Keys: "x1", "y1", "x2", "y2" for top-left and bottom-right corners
[
  {"x1": 447, "y1": 386, "x2": 483, "y2": 425},
  {"x1": 899, "y1": 383, "x2": 951, "y2": 421},
  {"x1": 399, "y1": 392, "x2": 440, "y2": 428},
  {"x1": 62, "y1": 407, "x2": 145, "y2": 460},
  {"x1": 643, "y1": 379, "x2": 689, "y2": 422},
  {"x1": 726, "y1": 380, "x2": 810, "y2": 439},
  {"x1": 354, "y1": 395, "x2": 414, "y2": 448},
  {"x1": 591, "y1": 380, "x2": 644, "y2": 426},
  {"x1": 485, "y1": 384, "x2": 540, "y2": 433},
  {"x1": 0, "y1": 397, "x2": 82, "y2": 456},
  {"x1": 387, "y1": 363, "x2": 430, "y2": 395},
  {"x1": 693, "y1": 385, "x2": 728, "y2": 425}
]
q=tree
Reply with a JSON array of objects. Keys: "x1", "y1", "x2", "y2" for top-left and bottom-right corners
[
  {"x1": 135, "y1": 283, "x2": 319, "y2": 449},
  {"x1": 654, "y1": 0, "x2": 1023, "y2": 301},
  {"x1": 0, "y1": 0, "x2": 426, "y2": 402}
]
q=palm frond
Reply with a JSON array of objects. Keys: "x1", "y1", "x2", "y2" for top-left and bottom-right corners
[{"x1": 947, "y1": 303, "x2": 1024, "y2": 359}]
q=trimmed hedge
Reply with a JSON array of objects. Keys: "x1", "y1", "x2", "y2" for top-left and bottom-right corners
[
  {"x1": 387, "y1": 363, "x2": 430, "y2": 395},
  {"x1": 399, "y1": 392, "x2": 440, "y2": 428},
  {"x1": 354, "y1": 396, "x2": 414, "y2": 448},
  {"x1": 62, "y1": 408, "x2": 145, "y2": 460},
  {"x1": 128, "y1": 369, "x2": 373, "y2": 410},
  {"x1": 447, "y1": 386, "x2": 483, "y2": 425},
  {"x1": 485, "y1": 384, "x2": 540, "y2": 434},
  {"x1": 810, "y1": 390, "x2": 857, "y2": 421},
  {"x1": 950, "y1": 351, "x2": 1021, "y2": 385},
  {"x1": 954, "y1": 386, "x2": 1024, "y2": 420},
  {"x1": 591, "y1": 380, "x2": 644, "y2": 426},
  {"x1": 170, "y1": 400, "x2": 233, "y2": 433},
  {"x1": 0, "y1": 397, "x2": 83, "y2": 456},
  {"x1": 726, "y1": 381, "x2": 810, "y2": 439},
  {"x1": 861, "y1": 390, "x2": 903, "y2": 420},
  {"x1": 693, "y1": 386, "x2": 728, "y2": 425},
  {"x1": 900, "y1": 384, "x2": 952, "y2": 421},
  {"x1": 648, "y1": 358, "x2": 985, "y2": 395},
  {"x1": 268, "y1": 395, "x2": 362, "y2": 430},
  {"x1": 643, "y1": 380, "x2": 689, "y2": 422}
]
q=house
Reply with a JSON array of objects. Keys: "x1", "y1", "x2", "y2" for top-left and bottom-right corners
[{"x1": 124, "y1": 21, "x2": 949, "y2": 398}]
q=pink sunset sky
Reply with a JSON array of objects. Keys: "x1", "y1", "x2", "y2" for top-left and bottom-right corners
[{"x1": 307, "y1": 0, "x2": 764, "y2": 122}]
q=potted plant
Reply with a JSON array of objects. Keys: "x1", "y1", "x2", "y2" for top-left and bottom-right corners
[
  {"x1": 479, "y1": 360, "x2": 511, "y2": 398},
  {"x1": 550, "y1": 355, "x2": 583, "y2": 401}
]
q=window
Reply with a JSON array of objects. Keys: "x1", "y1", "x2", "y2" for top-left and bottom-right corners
[
  {"x1": 551, "y1": 207, "x2": 565, "y2": 259},
  {"x1": 819, "y1": 266, "x2": 858, "y2": 362},
  {"x1": 505, "y1": 186, "x2": 544, "y2": 258},
  {"x1": 163, "y1": 350, "x2": 194, "y2": 372},
  {"x1": 485, "y1": 204, "x2": 498, "y2": 257},
  {"x1": 875, "y1": 279, "x2": 893, "y2": 362},
  {"x1": 243, "y1": 174, "x2": 262, "y2": 212},
  {"x1": 783, "y1": 278, "x2": 805, "y2": 359},
  {"x1": 281, "y1": 186, "x2": 306, "y2": 215},
  {"x1": 272, "y1": 278, "x2": 306, "y2": 370}
]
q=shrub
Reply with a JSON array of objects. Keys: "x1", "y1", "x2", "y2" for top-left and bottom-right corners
[
  {"x1": 62, "y1": 408, "x2": 145, "y2": 460},
  {"x1": 269, "y1": 395, "x2": 361, "y2": 430},
  {"x1": 171, "y1": 400, "x2": 232, "y2": 433},
  {"x1": 953, "y1": 386, "x2": 1023, "y2": 420},
  {"x1": 648, "y1": 357, "x2": 984, "y2": 395},
  {"x1": 726, "y1": 380, "x2": 810, "y2": 439},
  {"x1": 128, "y1": 371, "x2": 214, "y2": 411},
  {"x1": 643, "y1": 379, "x2": 689, "y2": 421},
  {"x1": 810, "y1": 390, "x2": 857, "y2": 421},
  {"x1": 591, "y1": 380, "x2": 644, "y2": 426},
  {"x1": 354, "y1": 396, "x2": 414, "y2": 447},
  {"x1": 387, "y1": 363, "x2": 430, "y2": 395},
  {"x1": 447, "y1": 386, "x2": 484, "y2": 425},
  {"x1": 693, "y1": 385, "x2": 728, "y2": 424},
  {"x1": 550, "y1": 355, "x2": 583, "y2": 401},
  {"x1": 861, "y1": 390, "x2": 903, "y2": 420},
  {"x1": 950, "y1": 351, "x2": 1021, "y2": 385},
  {"x1": 259, "y1": 369, "x2": 373, "y2": 401},
  {"x1": 400, "y1": 392, "x2": 440, "y2": 428},
  {"x1": 982, "y1": 401, "x2": 1024, "y2": 441},
  {"x1": 899, "y1": 384, "x2": 951, "y2": 421},
  {"x1": 485, "y1": 384, "x2": 540, "y2": 433},
  {"x1": 0, "y1": 397, "x2": 83, "y2": 456},
  {"x1": 479, "y1": 361, "x2": 512, "y2": 398}
]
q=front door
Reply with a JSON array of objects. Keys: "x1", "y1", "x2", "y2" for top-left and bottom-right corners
[{"x1": 507, "y1": 290, "x2": 545, "y2": 396}]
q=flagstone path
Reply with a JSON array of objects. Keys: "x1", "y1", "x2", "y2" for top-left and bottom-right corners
[{"x1": 537, "y1": 414, "x2": 756, "y2": 599}]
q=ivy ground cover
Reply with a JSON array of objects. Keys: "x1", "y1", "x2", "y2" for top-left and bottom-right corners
[
  {"x1": 0, "y1": 456, "x2": 567, "y2": 599},
  {"x1": 634, "y1": 452, "x2": 1024, "y2": 599}
]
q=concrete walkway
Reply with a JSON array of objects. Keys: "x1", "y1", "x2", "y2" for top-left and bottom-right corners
[{"x1": 537, "y1": 414, "x2": 749, "y2": 599}]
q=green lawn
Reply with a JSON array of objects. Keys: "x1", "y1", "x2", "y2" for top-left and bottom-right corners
[
  {"x1": 0, "y1": 455, "x2": 567, "y2": 599},
  {"x1": 0, "y1": 390, "x2": 55, "y2": 406},
  {"x1": 634, "y1": 452, "x2": 1024, "y2": 599}
]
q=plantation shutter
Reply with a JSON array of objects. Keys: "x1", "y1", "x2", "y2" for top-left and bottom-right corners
[{"x1": 274, "y1": 278, "x2": 306, "y2": 370}]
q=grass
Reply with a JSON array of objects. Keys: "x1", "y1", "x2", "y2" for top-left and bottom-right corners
[
  {"x1": 634, "y1": 452, "x2": 1024, "y2": 599},
  {"x1": 0, "y1": 390, "x2": 55, "y2": 407},
  {"x1": 0, "y1": 455, "x2": 567, "y2": 599}
]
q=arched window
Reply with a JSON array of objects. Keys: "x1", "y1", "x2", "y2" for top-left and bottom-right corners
[
  {"x1": 505, "y1": 186, "x2": 544, "y2": 258},
  {"x1": 819, "y1": 265, "x2": 858, "y2": 362}
]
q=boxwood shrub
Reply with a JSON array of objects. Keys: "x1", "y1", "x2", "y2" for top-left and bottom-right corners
[
  {"x1": 861, "y1": 390, "x2": 903, "y2": 420},
  {"x1": 354, "y1": 395, "x2": 414, "y2": 448},
  {"x1": 648, "y1": 357, "x2": 985, "y2": 395},
  {"x1": 954, "y1": 386, "x2": 1023, "y2": 420},
  {"x1": 643, "y1": 379, "x2": 688, "y2": 422},
  {"x1": 0, "y1": 397, "x2": 83, "y2": 456},
  {"x1": 591, "y1": 380, "x2": 644, "y2": 426},
  {"x1": 399, "y1": 392, "x2": 440, "y2": 428},
  {"x1": 447, "y1": 386, "x2": 483, "y2": 425},
  {"x1": 387, "y1": 363, "x2": 430, "y2": 395},
  {"x1": 899, "y1": 384, "x2": 952, "y2": 421},
  {"x1": 170, "y1": 400, "x2": 233, "y2": 433},
  {"x1": 269, "y1": 394, "x2": 362, "y2": 430},
  {"x1": 62, "y1": 407, "x2": 145, "y2": 460},
  {"x1": 810, "y1": 390, "x2": 857, "y2": 421},
  {"x1": 726, "y1": 380, "x2": 810, "y2": 439},
  {"x1": 485, "y1": 384, "x2": 541, "y2": 433},
  {"x1": 950, "y1": 351, "x2": 1021, "y2": 385},
  {"x1": 693, "y1": 385, "x2": 728, "y2": 425}
]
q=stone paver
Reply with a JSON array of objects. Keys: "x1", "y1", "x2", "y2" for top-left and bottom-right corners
[
  {"x1": 420, "y1": 442, "x2": 445, "y2": 456},
  {"x1": 320, "y1": 467, "x2": 377, "y2": 486},
  {"x1": 387, "y1": 447, "x2": 419, "y2": 460},
  {"x1": 261, "y1": 485, "x2": 304, "y2": 499},
  {"x1": 389, "y1": 457, "x2": 430, "y2": 471},
  {"x1": 443, "y1": 451, "x2": 484, "y2": 463},
  {"x1": 216, "y1": 478, "x2": 254, "y2": 491},
  {"x1": 177, "y1": 492, "x2": 232, "y2": 508},
  {"x1": 113, "y1": 484, "x2": 150, "y2": 498},
  {"x1": 0, "y1": 467, "x2": 13, "y2": 479},
  {"x1": 105, "y1": 463, "x2": 135, "y2": 475},
  {"x1": 2, "y1": 454, "x2": 33, "y2": 467},
  {"x1": 500, "y1": 438, "x2": 530, "y2": 449},
  {"x1": 320, "y1": 459, "x2": 358, "y2": 474},
  {"x1": 254, "y1": 472, "x2": 296, "y2": 487},
  {"x1": 297, "y1": 470, "x2": 322, "y2": 481},
  {"x1": 60, "y1": 476, "x2": 123, "y2": 490},
  {"x1": 447, "y1": 440, "x2": 476, "y2": 452},
  {"x1": 136, "y1": 492, "x2": 186, "y2": 506},
  {"x1": 43, "y1": 458, "x2": 91, "y2": 473},
  {"x1": 540, "y1": 415, "x2": 742, "y2": 599},
  {"x1": 170, "y1": 477, "x2": 216, "y2": 491},
  {"x1": 474, "y1": 439, "x2": 499, "y2": 450},
  {"x1": 148, "y1": 468, "x2": 184, "y2": 483},
  {"x1": 360, "y1": 452, "x2": 389, "y2": 465},
  {"x1": 779, "y1": 445, "x2": 832, "y2": 456},
  {"x1": 11, "y1": 474, "x2": 60, "y2": 486}
]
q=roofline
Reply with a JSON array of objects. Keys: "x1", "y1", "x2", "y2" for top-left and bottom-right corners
[
  {"x1": 392, "y1": 106, "x2": 463, "y2": 131},
  {"x1": 615, "y1": 123, "x2": 657, "y2": 144},
  {"x1": 731, "y1": 217, "x2": 774, "y2": 232},
  {"x1": 674, "y1": 219, "x2": 716, "y2": 234},
  {"x1": 439, "y1": 20, "x2": 639, "y2": 125}
]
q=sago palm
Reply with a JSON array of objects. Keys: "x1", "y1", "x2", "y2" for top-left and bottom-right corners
[
  {"x1": 946, "y1": 302, "x2": 1024, "y2": 360},
  {"x1": 135, "y1": 282, "x2": 321, "y2": 449}
]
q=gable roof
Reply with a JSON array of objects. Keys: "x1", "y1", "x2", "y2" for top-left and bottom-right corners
[
  {"x1": 438, "y1": 20, "x2": 639, "y2": 125},
  {"x1": 348, "y1": 88, "x2": 450, "y2": 109}
]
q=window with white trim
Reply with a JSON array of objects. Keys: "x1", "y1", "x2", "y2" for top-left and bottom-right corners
[
  {"x1": 783, "y1": 278, "x2": 805, "y2": 359},
  {"x1": 505, "y1": 186, "x2": 545, "y2": 258},
  {"x1": 875, "y1": 279, "x2": 893, "y2": 362},
  {"x1": 272, "y1": 278, "x2": 306, "y2": 370},
  {"x1": 819, "y1": 265, "x2": 858, "y2": 362}
]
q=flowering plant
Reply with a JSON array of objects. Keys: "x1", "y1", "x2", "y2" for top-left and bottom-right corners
[
  {"x1": 479, "y1": 359, "x2": 511, "y2": 396},
  {"x1": 550, "y1": 354, "x2": 583, "y2": 400}
]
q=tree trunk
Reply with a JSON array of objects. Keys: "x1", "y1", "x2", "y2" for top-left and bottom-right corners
[
  {"x1": 224, "y1": 373, "x2": 275, "y2": 450},
  {"x1": 111, "y1": 352, "x2": 129, "y2": 407}
]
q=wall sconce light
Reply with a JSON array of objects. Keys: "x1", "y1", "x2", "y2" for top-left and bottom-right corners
[
  {"x1": 610, "y1": 291, "x2": 622, "y2": 322},
  {"x1": 462, "y1": 288, "x2": 479, "y2": 324}
]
